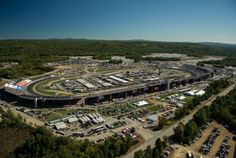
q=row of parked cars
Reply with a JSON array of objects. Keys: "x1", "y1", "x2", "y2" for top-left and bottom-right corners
[
  {"x1": 199, "y1": 127, "x2": 220, "y2": 155},
  {"x1": 215, "y1": 136, "x2": 231, "y2": 158}
]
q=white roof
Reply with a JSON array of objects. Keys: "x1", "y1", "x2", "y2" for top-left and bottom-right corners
[
  {"x1": 178, "y1": 95, "x2": 186, "y2": 100},
  {"x1": 108, "y1": 75, "x2": 128, "y2": 83},
  {"x1": 68, "y1": 117, "x2": 78, "y2": 123},
  {"x1": 134, "y1": 100, "x2": 149, "y2": 107},
  {"x1": 195, "y1": 90, "x2": 205, "y2": 96},
  {"x1": 185, "y1": 90, "x2": 197, "y2": 96},
  {"x1": 148, "y1": 114, "x2": 158, "y2": 121},
  {"x1": 177, "y1": 103, "x2": 184, "y2": 108},
  {"x1": 76, "y1": 79, "x2": 96, "y2": 89},
  {"x1": 54, "y1": 122, "x2": 67, "y2": 130}
]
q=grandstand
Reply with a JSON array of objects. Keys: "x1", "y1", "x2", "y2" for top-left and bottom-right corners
[{"x1": 3, "y1": 65, "x2": 213, "y2": 107}]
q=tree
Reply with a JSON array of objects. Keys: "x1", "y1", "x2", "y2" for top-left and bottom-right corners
[
  {"x1": 134, "y1": 150, "x2": 144, "y2": 158},
  {"x1": 152, "y1": 147, "x2": 160, "y2": 158},
  {"x1": 173, "y1": 123, "x2": 185, "y2": 143},
  {"x1": 184, "y1": 121, "x2": 198, "y2": 143},
  {"x1": 193, "y1": 108, "x2": 208, "y2": 127},
  {"x1": 130, "y1": 127, "x2": 135, "y2": 133},
  {"x1": 144, "y1": 145, "x2": 153, "y2": 158},
  {"x1": 155, "y1": 138, "x2": 163, "y2": 152},
  {"x1": 158, "y1": 117, "x2": 167, "y2": 128}
]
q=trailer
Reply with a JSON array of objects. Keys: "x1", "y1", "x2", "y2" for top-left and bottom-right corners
[
  {"x1": 92, "y1": 113, "x2": 98, "y2": 118},
  {"x1": 92, "y1": 118, "x2": 99, "y2": 124},
  {"x1": 88, "y1": 114, "x2": 94, "y2": 119}
]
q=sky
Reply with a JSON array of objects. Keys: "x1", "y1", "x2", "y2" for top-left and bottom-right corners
[{"x1": 0, "y1": 0, "x2": 236, "y2": 43}]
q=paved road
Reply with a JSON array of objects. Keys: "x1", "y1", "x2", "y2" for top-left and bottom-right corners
[
  {"x1": 0, "y1": 104, "x2": 44, "y2": 127},
  {"x1": 123, "y1": 83, "x2": 235, "y2": 158}
]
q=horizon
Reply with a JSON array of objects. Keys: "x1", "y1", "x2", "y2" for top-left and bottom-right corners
[
  {"x1": 1, "y1": 0, "x2": 236, "y2": 44},
  {"x1": 1, "y1": 38, "x2": 236, "y2": 45}
]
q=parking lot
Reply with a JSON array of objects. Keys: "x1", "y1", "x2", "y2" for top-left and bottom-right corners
[
  {"x1": 189, "y1": 121, "x2": 235, "y2": 158},
  {"x1": 169, "y1": 145, "x2": 208, "y2": 158}
]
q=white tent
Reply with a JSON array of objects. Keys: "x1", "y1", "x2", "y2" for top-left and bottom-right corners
[
  {"x1": 134, "y1": 100, "x2": 149, "y2": 107},
  {"x1": 195, "y1": 90, "x2": 205, "y2": 96},
  {"x1": 67, "y1": 117, "x2": 78, "y2": 123}
]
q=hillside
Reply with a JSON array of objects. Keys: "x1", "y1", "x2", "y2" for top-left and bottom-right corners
[{"x1": 1, "y1": 40, "x2": 236, "y2": 60}]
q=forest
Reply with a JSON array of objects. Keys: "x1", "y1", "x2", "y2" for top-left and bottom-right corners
[
  {"x1": 0, "y1": 53, "x2": 66, "y2": 79},
  {"x1": 1, "y1": 40, "x2": 236, "y2": 58}
]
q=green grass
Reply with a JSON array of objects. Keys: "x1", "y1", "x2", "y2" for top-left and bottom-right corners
[
  {"x1": 99, "y1": 103, "x2": 135, "y2": 116},
  {"x1": 54, "y1": 109, "x2": 77, "y2": 116},
  {"x1": 45, "y1": 113, "x2": 61, "y2": 121},
  {"x1": 183, "y1": 96, "x2": 193, "y2": 104},
  {"x1": 147, "y1": 105, "x2": 163, "y2": 112},
  {"x1": 34, "y1": 80, "x2": 56, "y2": 96},
  {"x1": 33, "y1": 78, "x2": 74, "y2": 96}
]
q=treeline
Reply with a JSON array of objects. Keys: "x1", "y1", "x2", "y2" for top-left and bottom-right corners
[
  {"x1": 108, "y1": 59, "x2": 123, "y2": 64},
  {"x1": 134, "y1": 138, "x2": 167, "y2": 158},
  {"x1": 143, "y1": 56, "x2": 180, "y2": 61},
  {"x1": 173, "y1": 107, "x2": 211, "y2": 144},
  {"x1": 175, "y1": 79, "x2": 230, "y2": 119},
  {"x1": 1, "y1": 40, "x2": 236, "y2": 60},
  {"x1": 198, "y1": 57, "x2": 236, "y2": 68},
  {"x1": 0, "y1": 54, "x2": 66, "y2": 79},
  {"x1": 14, "y1": 128, "x2": 137, "y2": 158},
  {"x1": 210, "y1": 87, "x2": 236, "y2": 133}
]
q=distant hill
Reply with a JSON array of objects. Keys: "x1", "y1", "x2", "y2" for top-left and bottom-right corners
[
  {"x1": 0, "y1": 39, "x2": 236, "y2": 79},
  {"x1": 199, "y1": 42, "x2": 236, "y2": 48},
  {"x1": 0, "y1": 39, "x2": 236, "y2": 60}
]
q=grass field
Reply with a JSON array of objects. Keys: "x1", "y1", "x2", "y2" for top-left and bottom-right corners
[
  {"x1": 146, "y1": 105, "x2": 163, "y2": 112},
  {"x1": 44, "y1": 113, "x2": 61, "y2": 121},
  {"x1": 33, "y1": 78, "x2": 73, "y2": 96},
  {"x1": 183, "y1": 96, "x2": 193, "y2": 104},
  {"x1": 54, "y1": 109, "x2": 78, "y2": 116},
  {"x1": 99, "y1": 103, "x2": 135, "y2": 116}
]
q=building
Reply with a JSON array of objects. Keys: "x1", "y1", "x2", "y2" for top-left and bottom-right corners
[
  {"x1": 54, "y1": 122, "x2": 67, "y2": 130},
  {"x1": 147, "y1": 114, "x2": 159, "y2": 123}
]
